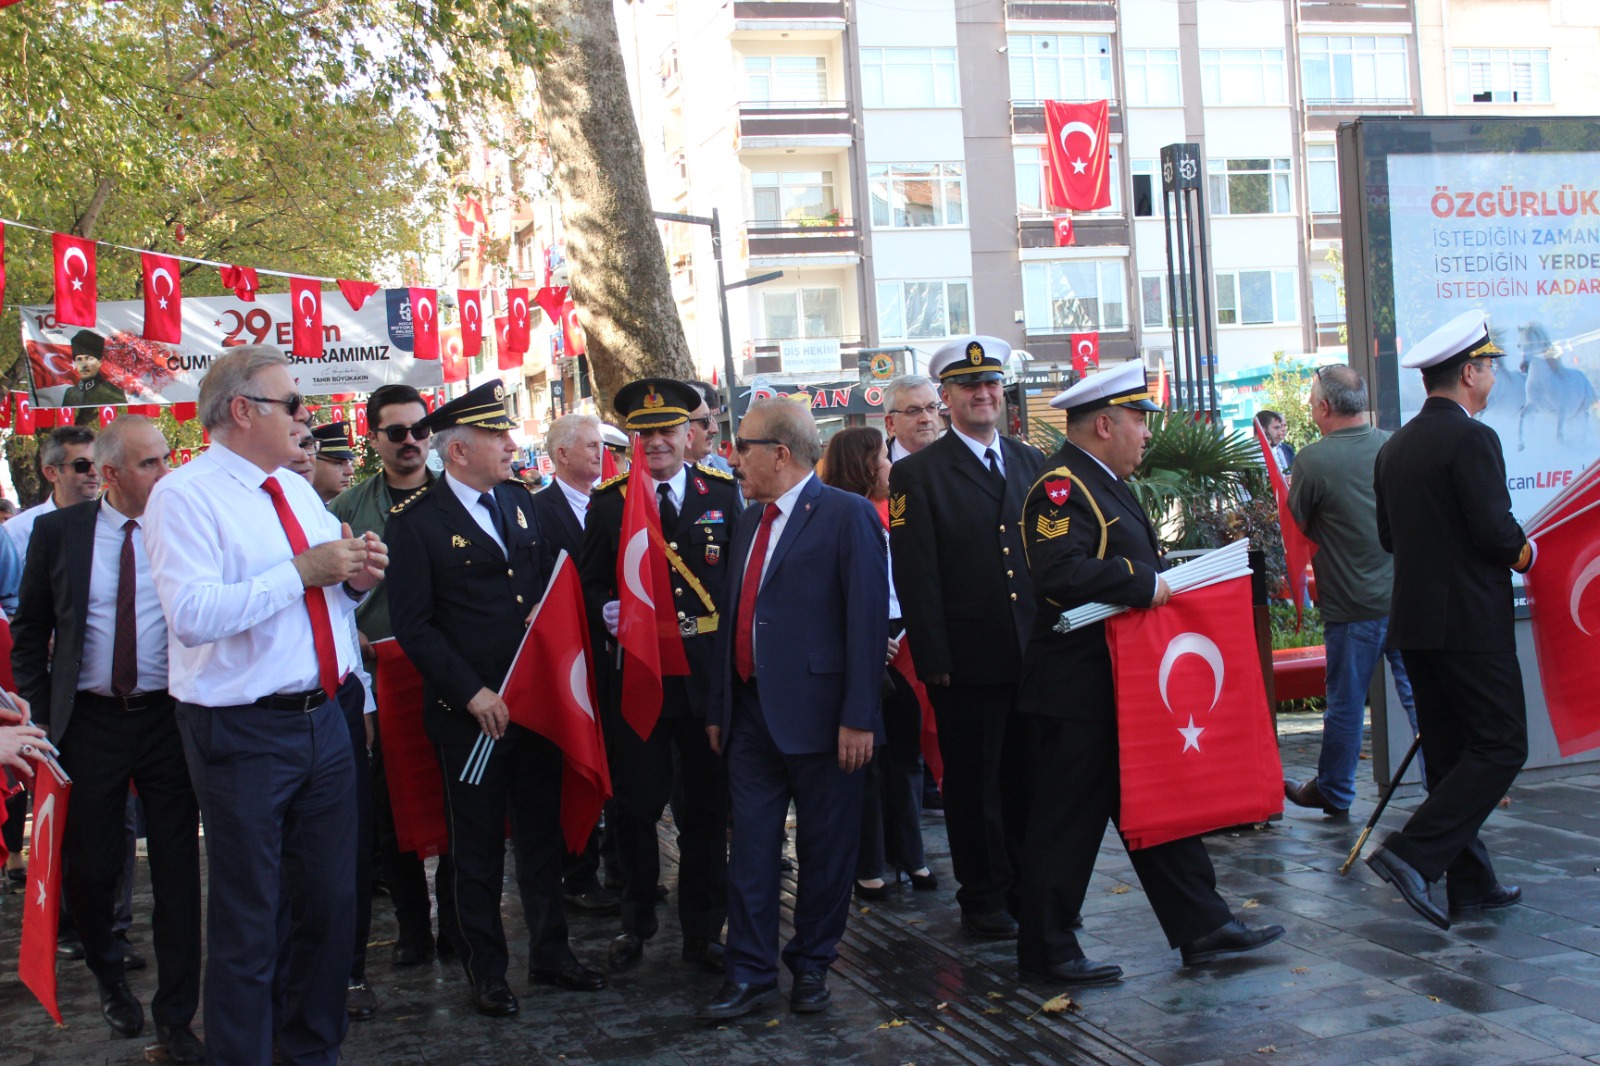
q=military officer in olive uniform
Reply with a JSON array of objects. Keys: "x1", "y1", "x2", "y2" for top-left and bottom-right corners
[
  {"x1": 387, "y1": 379, "x2": 607, "y2": 1018},
  {"x1": 888, "y1": 335, "x2": 1044, "y2": 939},
  {"x1": 579, "y1": 378, "x2": 738, "y2": 974},
  {"x1": 62, "y1": 330, "x2": 127, "y2": 407}
]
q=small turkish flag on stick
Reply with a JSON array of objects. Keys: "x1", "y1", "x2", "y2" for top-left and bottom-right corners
[
  {"x1": 52, "y1": 233, "x2": 97, "y2": 327},
  {"x1": 19, "y1": 752, "x2": 72, "y2": 1024},
  {"x1": 458, "y1": 288, "x2": 483, "y2": 358},
  {"x1": 289, "y1": 277, "x2": 324, "y2": 359},
  {"x1": 889, "y1": 637, "x2": 943, "y2": 792},
  {"x1": 141, "y1": 252, "x2": 183, "y2": 343}
]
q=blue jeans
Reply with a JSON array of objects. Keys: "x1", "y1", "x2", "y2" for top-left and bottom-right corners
[{"x1": 1318, "y1": 617, "x2": 1420, "y2": 810}]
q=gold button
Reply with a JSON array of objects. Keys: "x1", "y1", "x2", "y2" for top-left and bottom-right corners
[
  {"x1": 669, "y1": 542, "x2": 678, "y2": 551},
  {"x1": 1010, "y1": 592, "x2": 1018, "y2": 601}
]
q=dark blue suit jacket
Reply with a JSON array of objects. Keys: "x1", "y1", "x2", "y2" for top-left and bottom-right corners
[{"x1": 708, "y1": 475, "x2": 888, "y2": 755}]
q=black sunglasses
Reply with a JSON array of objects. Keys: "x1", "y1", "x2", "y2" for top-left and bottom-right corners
[
  {"x1": 689, "y1": 416, "x2": 718, "y2": 432},
  {"x1": 57, "y1": 457, "x2": 95, "y2": 474},
  {"x1": 374, "y1": 423, "x2": 432, "y2": 443},
  {"x1": 245, "y1": 393, "x2": 305, "y2": 418},
  {"x1": 734, "y1": 436, "x2": 779, "y2": 454}
]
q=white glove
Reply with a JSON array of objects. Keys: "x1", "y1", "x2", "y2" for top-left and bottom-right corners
[{"x1": 603, "y1": 599, "x2": 621, "y2": 637}]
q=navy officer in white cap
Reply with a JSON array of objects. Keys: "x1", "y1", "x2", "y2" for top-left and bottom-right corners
[
  {"x1": 1365, "y1": 309, "x2": 1533, "y2": 930},
  {"x1": 1014, "y1": 359, "x2": 1285, "y2": 984}
]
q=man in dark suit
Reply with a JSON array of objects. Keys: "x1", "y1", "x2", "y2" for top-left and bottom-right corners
[
  {"x1": 699, "y1": 397, "x2": 887, "y2": 1020},
  {"x1": 1367, "y1": 310, "x2": 1533, "y2": 930},
  {"x1": 580, "y1": 380, "x2": 740, "y2": 975},
  {"x1": 11, "y1": 415, "x2": 203, "y2": 1061},
  {"x1": 387, "y1": 379, "x2": 606, "y2": 1017},
  {"x1": 1016, "y1": 361, "x2": 1284, "y2": 984},
  {"x1": 888, "y1": 335, "x2": 1044, "y2": 938}
]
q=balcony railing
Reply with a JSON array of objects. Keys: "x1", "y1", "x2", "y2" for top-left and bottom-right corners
[
  {"x1": 1010, "y1": 99, "x2": 1122, "y2": 138},
  {"x1": 1304, "y1": 97, "x2": 1415, "y2": 111},
  {"x1": 737, "y1": 101, "x2": 853, "y2": 143},
  {"x1": 742, "y1": 218, "x2": 861, "y2": 258},
  {"x1": 1017, "y1": 215, "x2": 1130, "y2": 249},
  {"x1": 733, "y1": 1, "x2": 847, "y2": 20},
  {"x1": 742, "y1": 335, "x2": 868, "y2": 376},
  {"x1": 1299, "y1": 0, "x2": 1412, "y2": 23},
  {"x1": 1005, "y1": 0, "x2": 1119, "y2": 20}
]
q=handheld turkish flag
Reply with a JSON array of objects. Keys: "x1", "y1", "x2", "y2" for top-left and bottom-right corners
[
  {"x1": 561, "y1": 298, "x2": 587, "y2": 356},
  {"x1": 52, "y1": 233, "x2": 97, "y2": 327},
  {"x1": 289, "y1": 278, "x2": 324, "y2": 359},
  {"x1": 219, "y1": 265, "x2": 259, "y2": 302},
  {"x1": 373, "y1": 639, "x2": 450, "y2": 858},
  {"x1": 458, "y1": 289, "x2": 483, "y2": 359},
  {"x1": 337, "y1": 279, "x2": 380, "y2": 312},
  {"x1": 615, "y1": 436, "x2": 690, "y2": 740},
  {"x1": 140, "y1": 253, "x2": 183, "y2": 344},
  {"x1": 1106, "y1": 576, "x2": 1282, "y2": 850},
  {"x1": 1524, "y1": 481, "x2": 1600, "y2": 756},
  {"x1": 502, "y1": 553, "x2": 613, "y2": 853},
  {"x1": 409, "y1": 288, "x2": 439, "y2": 360},
  {"x1": 601, "y1": 446, "x2": 619, "y2": 482},
  {"x1": 19, "y1": 753, "x2": 71, "y2": 1024},
  {"x1": 1044, "y1": 100, "x2": 1112, "y2": 212},
  {"x1": 1071, "y1": 332, "x2": 1100, "y2": 376},
  {"x1": 889, "y1": 637, "x2": 944, "y2": 792},
  {"x1": 1054, "y1": 216, "x2": 1075, "y2": 247},
  {"x1": 506, "y1": 288, "x2": 532, "y2": 353},
  {"x1": 533, "y1": 285, "x2": 568, "y2": 330},
  {"x1": 1255, "y1": 420, "x2": 1317, "y2": 627}
]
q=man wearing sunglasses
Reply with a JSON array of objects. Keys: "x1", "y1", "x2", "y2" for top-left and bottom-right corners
[
  {"x1": 686, "y1": 380, "x2": 734, "y2": 476},
  {"x1": 7, "y1": 424, "x2": 101, "y2": 558}
]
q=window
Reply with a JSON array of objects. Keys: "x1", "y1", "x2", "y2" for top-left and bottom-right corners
[
  {"x1": 1140, "y1": 274, "x2": 1168, "y2": 329},
  {"x1": 761, "y1": 288, "x2": 843, "y2": 339},
  {"x1": 1208, "y1": 158, "x2": 1293, "y2": 215},
  {"x1": 751, "y1": 171, "x2": 836, "y2": 225},
  {"x1": 1131, "y1": 159, "x2": 1163, "y2": 218},
  {"x1": 1007, "y1": 35, "x2": 1113, "y2": 101},
  {"x1": 743, "y1": 56, "x2": 828, "y2": 104},
  {"x1": 1021, "y1": 260, "x2": 1127, "y2": 333},
  {"x1": 1306, "y1": 144, "x2": 1339, "y2": 215},
  {"x1": 869, "y1": 164, "x2": 966, "y2": 227},
  {"x1": 1214, "y1": 269, "x2": 1297, "y2": 326},
  {"x1": 1199, "y1": 49, "x2": 1286, "y2": 106},
  {"x1": 861, "y1": 48, "x2": 959, "y2": 108},
  {"x1": 1452, "y1": 48, "x2": 1552, "y2": 104},
  {"x1": 1125, "y1": 49, "x2": 1181, "y2": 106},
  {"x1": 1312, "y1": 271, "x2": 1344, "y2": 326},
  {"x1": 876, "y1": 280, "x2": 971, "y2": 340},
  {"x1": 1014, "y1": 146, "x2": 1121, "y2": 217},
  {"x1": 1301, "y1": 36, "x2": 1408, "y2": 103}
]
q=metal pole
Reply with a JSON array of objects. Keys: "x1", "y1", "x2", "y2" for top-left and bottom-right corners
[
  {"x1": 1161, "y1": 184, "x2": 1183, "y2": 410},
  {"x1": 1192, "y1": 183, "x2": 1219, "y2": 417},
  {"x1": 710, "y1": 208, "x2": 740, "y2": 436},
  {"x1": 1182, "y1": 192, "x2": 1205, "y2": 410}
]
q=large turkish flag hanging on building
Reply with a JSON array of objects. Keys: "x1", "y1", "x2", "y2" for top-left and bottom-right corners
[
  {"x1": 1106, "y1": 576, "x2": 1281, "y2": 850},
  {"x1": 1045, "y1": 100, "x2": 1112, "y2": 212}
]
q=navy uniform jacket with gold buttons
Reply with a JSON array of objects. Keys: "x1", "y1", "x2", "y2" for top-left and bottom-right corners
[
  {"x1": 578, "y1": 462, "x2": 740, "y2": 721},
  {"x1": 1017, "y1": 441, "x2": 1162, "y2": 721},
  {"x1": 386, "y1": 475, "x2": 553, "y2": 746}
]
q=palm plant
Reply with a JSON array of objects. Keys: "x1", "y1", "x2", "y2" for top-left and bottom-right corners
[{"x1": 1131, "y1": 411, "x2": 1264, "y2": 550}]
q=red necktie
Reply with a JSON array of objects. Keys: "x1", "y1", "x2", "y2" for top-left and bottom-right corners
[
  {"x1": 262, "y1": 476, "x2": 342, "y2": 702},
  {"x1": 109, "y1": 519, "x2": 138, "y2": 697},
  {"x1": 734, "y1": 503, "x2": 781, "y2": 683}
]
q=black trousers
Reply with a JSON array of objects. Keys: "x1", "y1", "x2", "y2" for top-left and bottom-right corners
[
  {"x1": 925, "y1": 683, "x2": 1030, "y2": 916},
  {"x1": 1018, "y1": 717, "x2": 1231, "y2": 969},
  {"x1": 436, "y1": 726, "x2": 573, "y2": 983},
  {"x1": 1384, "y1": 649, "x2": 1526, "y2": 901},
  {"x1": 337, "y1": 689, "x2": 374, "y2": 983},
  {"x1": 370, "y1": 709, "x2": 455, "y2": 949},
  {"x1": 58, "y1": 692, "x2": 200, "y2": 1026},
  {"x1": 856, "y1": 671, "x2": 927, "y2": 879}
]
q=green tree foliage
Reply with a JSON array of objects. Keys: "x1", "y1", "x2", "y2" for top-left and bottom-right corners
[{"x1": 1259, "y1": 351, "x2": 1318, "y2": 451}]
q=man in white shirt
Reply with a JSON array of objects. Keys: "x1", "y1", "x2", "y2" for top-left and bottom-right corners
[
  {"x1": 145, "y1": 345, "x2": 387, "y2": 1066},
  {"x1": 7, "y1": 424, "x2": 101, "y2": 555}
]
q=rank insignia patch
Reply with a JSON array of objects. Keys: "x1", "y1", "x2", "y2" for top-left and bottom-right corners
[
  {"x1": 696, "y1": 511, "x2": 725, "y2": 524},
  {"x1": 515, "y1": 508, "x2": 528, "y2": 529},
  {"x1": 888, "y1": 493, "x2": 907, "y2": 528},
  {"x1": 1045, "y1": 478, "x2": 1072, "y2": 506},
  {"x1": 451, "y1": 534, "x2": 470, "y2": 548},
  {"x1": 705, "y1": 544, "x2": 721, "y2": 566},
  {"x1": 1036, "y1": 514, "x2": 1071, "y2": 540}
]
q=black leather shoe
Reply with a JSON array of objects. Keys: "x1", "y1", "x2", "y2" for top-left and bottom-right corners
[
  {"x1": 1285, "y1": 778, "x2": 1350, "y2": 818},
  {"x1": 1021, "y1": 958, "x2": 1124, "y2": 985},
  {"x1": 907, "y1": 869, "x2": 938, "y2": 891},
  {"x1": 157, "y1": 1023, "x2": 207, "y2": 1064},
  {"x1": 346, "y1": 981, "x2": 378, "y2": 1021},
  {"x1": 392, "y1": 935, "x2": 435, "y2": 966},
  {"x1": 1367, "y1": 847, "x2": 1450, "y2": 930},
  {"x1": 1070, "y1": 913, "x2": 1084, "y2": 930},
  {"x1": 608, "y1": 933, "x2": 645, "y2": 971},
  {"x1": 531, "y1": 959, "x2": 607, "y2": 992},
  {"x1": 565, "y1": 885, "x2": 622, "y2": 916},
  {"x1": 960, "y1": 909, "x2": 1018, "y2": 939},
  {"x1": 1181, "y1": 919, "x2": 1287, "y2": 966},
  {"x1": 473, "y1": 977, "x2": 519, "y2": 1017},
  {"x1": 1450, "y1": 883, "x2": 1522, "y2": 916},
  {"x1": 855, "y1": 879, "x2": 890, "y2": 901},
  {"x1": 697, "y1": 980, "x2": 780, "y2": 1020},
  {"x1": 99, "y1": 977, "x2": 144, "y2": 1037},
  {"x1": 115, "y1": 932, "x2": 147, "y2": 971},
  {"x1": 791, "y1": 970, "x2": 831, "y2": 1013},
  {"x1": 57, "y1": 935, "x2": 85, "y2": 961},
  {"x1": 682, "y1": 940, "x2": 725, "y2": 975}
]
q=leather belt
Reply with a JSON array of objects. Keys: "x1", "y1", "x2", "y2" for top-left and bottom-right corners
[
  {"x1": 677, "y1": 613, "x2": 719, "y2": 639},
  {"x1": 254, "y1": 688, "x2": 330, "y2": 712},
  {"x1": 78, "y1": 690, "x2": 171, "y2": 713}
]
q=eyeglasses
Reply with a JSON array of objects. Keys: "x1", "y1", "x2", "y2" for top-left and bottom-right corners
[
  {"x1": 1468, "y1": 359, "x2": 1498, "y2": 376},
  {"x1": 889, "y1": 403, "x2": 942, "y2": 418},
  {"x1": 375, "y1": 422, "x2": 432, "y2": 443},
  {"x1": 734, "y1": 437, "x2": 780, "y2": 454},
  {"x1": 56, "y1": 458, "x2": 95, "y2": 474},
  {"x1": 299, "y1": 438, "x2": 322, "y2": 454},
  {"x1": 689, "y1": 416, "x2": 718, "y2": 432},
  {"x1": 245, "y1": 393, "x2": 305, "y2": 418}
]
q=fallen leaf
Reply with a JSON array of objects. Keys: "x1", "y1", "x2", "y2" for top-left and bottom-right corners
[
  {"x1": 1257, "y1": 1046, "x2": 1278, "y2": 1054},
  {"x1": 1110, "y1": 884, "x2": 1131, "y2": 894},
  {"x1": 986, "y1": 991, "x2": 1005, "y2": 999},
  {"x1": 935, "y1": 1025, "x2": 946, "y2": 1032},
  {"x1": 860, "y1": 907, "x2": 871, "y2": 915},
  {"x1": 1426, "y1": 995, "x2": 1441, "y2": 1003},
  {"x1": 1498, "y1": 796, "x2": 1511, "y2": 807},
  {"x1": 983, "y1": 1007, "x2": 1003, "y2": 1015},
  {"x1": 905, "y1": 918, "x2": 925, "y2": 925},
  {"x1": 1040, "y1": 993, "x2": 1074, "y2": 1013},
  {"x1": 764, "y1": 1018, "x2": 780, "y2": 1028},
  {"x1": 1291, "y1": 967, "x2": 1309, "y2": 974},
  {"x1": 1242, "y1": 898, "x2": 1260, "y2": 909},
  {"x1": 877, "y1": 1018, "x2": 907, "y2": 1030},
  {"x1": 934, "y1": 1002, "x2": 948, "y2": 1011}
]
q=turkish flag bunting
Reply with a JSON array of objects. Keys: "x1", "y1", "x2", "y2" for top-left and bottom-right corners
[
  {"x1": 140, "y1": 252, "x2": 183, "y2": 344},
  {"x1": 532, "y1": 285, "x2": 567, "y2": 330},
  {"x1": 219, "y1": 265, "x2": 259, "y2": 302},
  {"x1": 1044, "y1": 100, "x2": 1112, "y2": 212},
  {"x1": 507, "y1": 288, "x2": 532, "y2": 353},
  {"x1": 409, "y1": 288, "x2": 439, "y2": 360},
  {"x1": 502, "y1": 553, "x2": 613, "y2": 853},
  {"x1": 171, "y1": 401, "x2": 197, "y2": 423},
  {"x1": 888, "y1": 638, "x2": 944, "y2": 792},
  {"x1": 373, "y1": 640, "x2": 450, "y2": 858},
  {"x1": 19, "y1": 754, "x2": 71, "y2": 1024},
  {"x1": 354, "y1": 405, "x2": 369, "y2": 438},
  {"x1": 1106, "y1": 576, "x2": 1282, "y2": 850},
  {"x1": 52, "y1": 233, "x2": 97, "y2": 327},
  {"x1": 497, "y1": 340, "x2": 523, "y2": 372},
  {"x1": 1255, "y1": 421, "x2": 1317, "y2": 627},
  {"x1": 13, "y1": 394, "x2": 32, "y2": 434},
  {"x1": 179, "y1": 448, "x2": 194, "y2": 464},
  {"x1": 441, "y1": 330, "x2": 467, "y2": 384},
  {"x1": 98, "y1": 406, "x2": 116, "y2": 428},
  {"x1": 1524, "y1": 471, "x2": 1600, "y2": 756},
  {"x1": 1071, "y1": 332, "x2": 1100, "y2": 376},
  {"x1": 34, "y1": 406, "x2": 57, "y2": 430},
  {"x1": 337, "y1": 279, "x2": 380, "y2": 312},
  {"x1": 457, "y1": 289, "x2": 483, "y2": 359},
  {"x1": 1054, "y1": 216, "x2": 1075, "y2": 247},
  {"x1": 561, "y1": 298, "x2": 586, "y2": 357},
  {"x1": 288, "y1": 277, "x2": 324, "y2": 359},
  {"x1": 615, "y1": 436, "x2": 689, "y2": 740},
  {"x1": 493, "y1": 315, "x2": 511, "y2": 356}
]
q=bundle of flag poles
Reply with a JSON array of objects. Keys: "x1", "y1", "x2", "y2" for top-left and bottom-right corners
[{"x1": 1053, "y1": 538, "x2": 1253, "y2": 633}]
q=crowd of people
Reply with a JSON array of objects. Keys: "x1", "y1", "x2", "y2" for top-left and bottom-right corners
[{"x1": 0, "y1": 310, "x2": 1538, "y2": 1063}]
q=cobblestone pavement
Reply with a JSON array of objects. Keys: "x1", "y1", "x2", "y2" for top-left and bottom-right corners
[{"x1": 3, "y1": 714, "x2": 1600, "y2": 1065}]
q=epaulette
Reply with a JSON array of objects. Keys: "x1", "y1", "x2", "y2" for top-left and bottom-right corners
[
  {"x1": 594, "y1": 471, "x2": 631, "y2": 493},
  {"x1": 504, "y1": 478, "x2": 535, "y2": 493},
  {"x1": 388, "y1": 483, "x2": 433, "y2": 515},
  {"x1": 695, "y1": 462, "x2": 735, "y2": 481}
]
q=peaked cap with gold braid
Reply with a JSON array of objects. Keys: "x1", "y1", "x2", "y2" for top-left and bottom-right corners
[
  {"x1": 418, "y1": 377, "x2": 518, "y2": 433},
  {"x1": 614, "y1": 377, "x2": 700, "y2": 431}
]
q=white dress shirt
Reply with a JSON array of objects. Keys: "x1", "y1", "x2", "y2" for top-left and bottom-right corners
[
  {"x1": 651, "y1": 465, "x2": 688, "y2": 518},
  {"x1": 950, "y1": 425, "x2": 1005, "y2": 479},
  {"x1": 6, "y1": 495, "x2": 57, "y2": 556},
  {"x1": 79, "y1": 500, "x2": 169, "y2": 696},
  {"x1": 145, "y1": 442, "x2": 361, "y2": 706},
  {"x1": 445, "y1": 472, "x2": 506, "y2": 555},
  {"x1": 557, "y1": 476, "x2": 590, "y2": 530}
]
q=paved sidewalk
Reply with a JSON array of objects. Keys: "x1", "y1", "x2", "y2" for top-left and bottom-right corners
[{"x1": 2, "y1": 713, "x2": 1600, "y2": 1064}]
